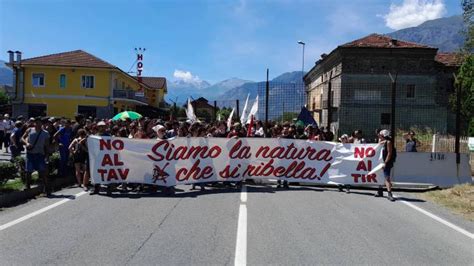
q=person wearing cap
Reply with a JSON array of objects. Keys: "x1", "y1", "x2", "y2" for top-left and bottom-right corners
[
  {"x1": 3, "y1": 114, "x2": 14, "y2": 152},
  {"x1": 153, "y1": 124, "x2": 167, "y2": 140},
  {"x1": 375, "y1": 129, "x2": 396, "y2": 201},
  {"x1": 151, "y1": 123, "x2": 176, "y2": 194},
  {"x1": 21, "y1": 118, "x2": 51, "y2": 196},
  {"x1": 339, "y1": 134, "x2": 350, "y2": 144}
]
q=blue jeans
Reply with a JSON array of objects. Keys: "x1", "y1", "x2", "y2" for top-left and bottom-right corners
[
  {"x1": 26, "y1": 153, "x2": 47, "y2": 173},
  {"x1": 59, "y1": 145, "x2": 70, "y2": 177}
]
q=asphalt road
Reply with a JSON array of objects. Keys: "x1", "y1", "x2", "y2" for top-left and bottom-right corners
[{"x1": 0, "y1": 184, "x2": 473, "y2": 265}]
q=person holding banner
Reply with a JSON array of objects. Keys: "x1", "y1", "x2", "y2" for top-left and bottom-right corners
[
  {"x1": 69, "y1": 129, "x2": 89, "y2": 191},
  {"x1": 90, "y1": 121, "x2": 111, "y2": 195},
  {"x1": 375, "y1": 129, "x2": 396, "y2": 201},
  {"x1": 276, "y1": 123, "x2": 293, "y2": 189}
]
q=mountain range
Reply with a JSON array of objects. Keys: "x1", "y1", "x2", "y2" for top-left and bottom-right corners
[
  {"x1": 0, "y1": 60, "x2": 12, "y2": 86},
  {"x1": 386, "y1": 15, "x2": 465, "y2": 52}
]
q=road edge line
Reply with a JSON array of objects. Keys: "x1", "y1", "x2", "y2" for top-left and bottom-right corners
[
  {"x1": 0, "y1": 191, "x2": 87, "y2": 231},
  {"x1": 398, "y1": 198, "x2": 474, "y2": 240}
]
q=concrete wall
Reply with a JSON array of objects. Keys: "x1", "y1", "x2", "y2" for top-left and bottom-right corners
[{"x1": 393, "y1": 152, "x2": 471, "y2": 188}]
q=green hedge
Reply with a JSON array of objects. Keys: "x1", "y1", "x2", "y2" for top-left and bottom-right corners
[{"x1": 0, "y1": 162, "x2": 18, "y2": 185}]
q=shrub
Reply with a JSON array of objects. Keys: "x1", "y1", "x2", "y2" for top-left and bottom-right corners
[
  {"x1": 48, "y1": 152, "x2": 61, "y2": 176},
  {"x1": 0, "y1": 162, "x2": 18, "y2": 185}
]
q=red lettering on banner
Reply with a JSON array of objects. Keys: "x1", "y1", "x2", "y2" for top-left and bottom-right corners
[
  {"x1": 229, "y1": 140, "x2": 251, "y2": 159},
  {"x1": 319, "y1": 163, "x2": 331, "y2": 178},
  {"x1": 352, "y1": 173, "x2": 361, "y2": 183},
  {"x1": 101, "y1": 154, "x2": 113, "y2": 166},
  {"x1": 356, "y1": 160, "x2": 367, "y2": 171},
  {"x1": 354, "y1": 147, "x2": 376, "y2": 159},
  {"x1": 255, "y1": 144, "x2": 333, "y2": 161},
  {"x1": 148, "y1": 141, "x2": 222, "y2": 161},
  {"x1": 242, "y1": 159, "x2": 325, "y2": 180},
  {"x1": 98, "y1": 169, "x2": 107, "y2": 181},
  {"x1": 367, "y1": 174, "x2": 377, "y2": 183},
  {"x1": 148, "y1": 141, "x2": 168, "y2": 161},
  {"x1": 218, "y1": 164, "x2": 241, "y2": 179},
  {"x1": 101, "y1": 153, "x2": 124, "y2": 167},
  {"x1": 176, "y1": 160, "x2": 213, "y2": 181},
  {"x1": 99, "y1": 139, "x2": 124, "y2": 151},
  {"x1": 351, "y1": 173, "x2": 377, "y2": 183}
]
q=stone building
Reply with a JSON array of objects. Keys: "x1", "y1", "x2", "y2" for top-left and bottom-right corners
[{"x1": 303, "y1": 33, "x2": 462, "y2": 137}]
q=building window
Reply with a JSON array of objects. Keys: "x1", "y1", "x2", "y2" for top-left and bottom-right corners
[
  {"x1": 381, "y1": 113, "x2": 391, "y2": 125},
  {"x1": 114, "y1": 79, "x2": 118, "y2": 90},
  {"x1": 354, "y1": 90, "x2": 381, "y2": 100},
  {"x1": 32, "y1": 73, "x2": 45, "y2": 87},
  {"x1": 59, "y1": 74, "x2": 66, "y2": 89},
  {"x1": 406, "y1": 84, "x2": 415, "y2": 98},
  {"x1": 81, "y1": 75, "x2": 95, "y2": 89},
  {"x1": 78, "y1": 105, "x2": 97, "y2": 118},
  {"x1": 122, "y1": 81, "x2": 125, "y2": 89}
]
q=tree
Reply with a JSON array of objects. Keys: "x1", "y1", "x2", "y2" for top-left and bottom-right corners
[
  {"x1": 0, "y1": 91, "x2": 9, "y2": 105},
  {"x1": 275, "y1": 112, "x2": 299, "y2": 123},
  {"x1": 462, "y1": 0, "x2": 473, "y2": 52},
  {"x1": 451, "y1": 1, "x2": 474, "y2": 136},
  {"x1": 217, "y1": 107, "x2": 233, "y2": 121},
  {"x1": 169, "y1": 104, "x2": 186, "y2": 120},
  {"x1": 451, "y1": 55, "x2": 474, "y2": 136}
]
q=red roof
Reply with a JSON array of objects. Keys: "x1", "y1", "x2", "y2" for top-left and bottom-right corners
[
  {"x1": 435, "y1": 53, "x2": 464, "y2": 67},
  {"x1": 340, "y1": 33, "x2": 434, "y2": 49},
  {"x1": 20, "y1": 50, "x2": 116, "y2": 68},
  {"x1": 141, "y1": 77, "x2": 167, "y2": 90}
]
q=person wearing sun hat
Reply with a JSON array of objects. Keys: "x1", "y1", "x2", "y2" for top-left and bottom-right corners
[{"x1": 375, "y1": 129, "x2": 396, "y2": 201}]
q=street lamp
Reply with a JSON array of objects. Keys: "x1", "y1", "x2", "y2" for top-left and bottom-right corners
[{"x1": 297, "y1": 40, "x2": 305, "y2": 83}]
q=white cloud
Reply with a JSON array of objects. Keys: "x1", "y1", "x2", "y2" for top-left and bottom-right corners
[
  {"x1": 173, "y1": 69, "x2": 201, "y2": 83},
  {"x1": 382, "y1": 0, "x2": 446, "y2": 30}
]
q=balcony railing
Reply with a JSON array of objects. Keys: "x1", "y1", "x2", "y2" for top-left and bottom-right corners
[{"x1": 113, "y1": 89, "x2": 146, "y2": 104}]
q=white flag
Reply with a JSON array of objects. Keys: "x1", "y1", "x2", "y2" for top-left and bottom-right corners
[
  {"x1": 186, "y1": 98, "x2": 197, "y2": 123},
  {"x1": 246, "y1": 95, "x2": 259, "y2": 124},
  {"x1": 240, "y1": 93, "x2": 250, "y2": 125},
  {"x1": 217, "y1": 113, "x2": 222, "y2": 121},
  {"x1": 227, "y1": 108, "x2": 235, "y2": 130}
]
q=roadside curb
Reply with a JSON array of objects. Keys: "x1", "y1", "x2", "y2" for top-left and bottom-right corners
[{"x1": 0, "y1": 176, "x2": 76, "y2": 207}]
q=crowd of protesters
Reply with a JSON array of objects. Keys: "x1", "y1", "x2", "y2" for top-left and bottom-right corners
[{"x1": 1, "y1": 113, "x2": 401, "y2": 200}]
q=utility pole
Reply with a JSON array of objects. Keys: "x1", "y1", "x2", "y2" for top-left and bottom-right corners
[
  {"x1": 389, "y1": 72, "x2": 398, "y2": 139},
  {"x1": 265, "y1": 68, "x2": 269, "y2": 125},
  {"x1": 327, "y1": 72, "x2": 333, "y2": 129},
  {"x1": 454, "y1": 73, "x2": 461, "y2": 165}
]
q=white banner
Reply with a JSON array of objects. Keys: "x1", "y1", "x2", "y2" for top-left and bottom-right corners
[{"x1": 87, "y1": 136, "x2": 385, "y2": 186}]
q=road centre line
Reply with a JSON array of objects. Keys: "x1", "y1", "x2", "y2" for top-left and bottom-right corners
[
  {"x1": 397, "y1": 197, "x2": 474, "y2": 240},
  {"x1": 0, "y1": 191, "x2": 87, "y2": 231},
  {"x1": 234, "y1": 185, "x2": 248, "y2": 266}
]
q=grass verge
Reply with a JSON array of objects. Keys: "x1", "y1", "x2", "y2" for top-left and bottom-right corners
[
  {"x1": 417, "y1": 184, "x2": 474, "y2": 221},
  {"x1": 0, "y1": 173, "x2": 39, "y2": 193}
]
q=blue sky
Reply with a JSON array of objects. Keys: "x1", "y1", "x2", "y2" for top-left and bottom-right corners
[{"x1": 0, "y1": 0, "x2": 463, "y2": 84}]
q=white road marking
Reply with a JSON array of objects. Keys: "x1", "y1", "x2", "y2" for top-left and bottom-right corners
[
  {"x1": 0, "y1": 191, "x2": 87, "y2": 231},
  {"x1": 235, "y1": 185, "x2": 247, "y2": 266},
  {"x1": 398, "y1": 198, "x2": 474, "y2": 240},
  {"x1": 240, "y1": 185, "x2": 247, "y2": 203}
]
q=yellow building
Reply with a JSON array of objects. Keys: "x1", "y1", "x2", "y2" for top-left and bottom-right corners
[{"x1": 7, "y1": 50, "x2": 167, "y2": 119}]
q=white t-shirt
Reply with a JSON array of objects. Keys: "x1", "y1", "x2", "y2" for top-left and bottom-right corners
[
  {"x1": 4, "y1": 120, "x2": 14, "y2": 133},
  {"x1": 0, "y1": 120, "x2": 6, "y2": 131}
]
